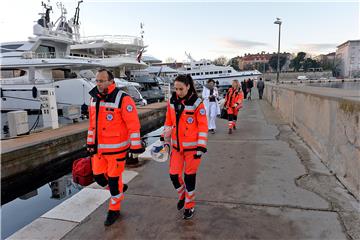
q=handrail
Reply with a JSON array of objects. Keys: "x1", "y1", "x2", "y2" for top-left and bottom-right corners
[{"x1": 80, "y1": 35, "x2": 144, "y2": 46}]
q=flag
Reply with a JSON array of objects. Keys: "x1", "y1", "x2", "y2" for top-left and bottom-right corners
[{"x1": 136, "y1": 48, "x2": 144, "y2": 63}]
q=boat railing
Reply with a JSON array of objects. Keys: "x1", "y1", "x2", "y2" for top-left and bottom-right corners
[
  {"x1": 22, "y1": 51, "x2": 67, "y2": 59},
  {"x1": 80, "y1": 35, "x2": 144, "y2": 47}
]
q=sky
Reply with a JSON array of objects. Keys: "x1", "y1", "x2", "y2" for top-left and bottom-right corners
[{"x1": 0, "y1": 0, "x2": 359, "y2": 62}]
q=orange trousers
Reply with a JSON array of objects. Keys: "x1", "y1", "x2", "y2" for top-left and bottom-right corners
[
  {"x1": 92, "y1": 152, "x2": 127, "y2": 211},
  {"x1": 170, "y1": 150, "x2": 201, "y2": 209}
]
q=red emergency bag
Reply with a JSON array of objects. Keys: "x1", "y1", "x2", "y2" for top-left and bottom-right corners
[{"x1": 72, "y1": 157, "x2": 94, "y2": 186}]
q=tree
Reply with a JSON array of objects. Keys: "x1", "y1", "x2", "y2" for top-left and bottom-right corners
[
  {"x1": 228, "y1": 57, "x2": 240, "y2": 71},
  {"x1": 303, "y1": 58, "x2": 320, "y2": 72},
  {"x1": 243, "y1": 63, "x2": 254, "y2": 71},
  {"x1": 254, "y1": 62, "x2": 270, "y2": 73},
  {"x1": 319, "y1": 57, "x2": 334, "y2": 71},
  {"x1": 213, "y1": 56, "x2": 228, "y2": 66},
  {"x1": 268, "y1": 55, "x2": 287, "y2": 72},
  {"x1": 290, "y1": 52, "x2": 306, "y2": 71}
]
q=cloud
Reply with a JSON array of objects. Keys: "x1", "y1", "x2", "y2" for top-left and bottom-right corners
[
  {"x1": 296, "y1": 43, "x2": 337, "y2": 53},
  {"x1": 217, "y1": 38, "x2": 268, "y2": 49}
]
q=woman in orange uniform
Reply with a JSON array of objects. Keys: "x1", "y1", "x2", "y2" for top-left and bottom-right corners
[
  {"x1": 224, "y1": 80, "x2": 244, "y2": 134},
  {"x1": 161, "y1": 74, "x2": 208, "y2": 220}
]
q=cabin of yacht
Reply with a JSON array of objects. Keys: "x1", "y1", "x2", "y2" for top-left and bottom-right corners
[
  {"x1": 70, "y1": 34, "x2": 148, "y2": 78},
  {"x1": 130, "y1": 75, "x2": 165, "y2": 104},
  {"x1": 0, "y1": 2, "x2": 103, "y2": 113}
]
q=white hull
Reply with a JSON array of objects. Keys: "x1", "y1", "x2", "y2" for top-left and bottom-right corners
[
  {"x1": 0, "y1": 79, "x2": 95, "y2": 112},
  {"x1": 192, "y1": 74, "x2": 258, "y2": 87}
]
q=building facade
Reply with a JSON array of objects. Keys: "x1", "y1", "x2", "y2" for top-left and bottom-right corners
[
  {"x1": 336, "y1": 40, "x2": 360, "y2": 78},
  {"x1": 238, "y1": 52, "x2": 292, "y2": 72}
]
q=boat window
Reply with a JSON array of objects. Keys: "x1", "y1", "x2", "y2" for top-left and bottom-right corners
[
  {"x1": 187, "y1": 68, "x2": 191, "y2": 71},
  {"x1": 205, "y1": 72, "x2": 209, "y2": 75},
  {"x1": 195, "y1": 64, "x2": 199, "y2": 66},
  {"x1": 36, "y1": 45, "x2": 56, "y2": 58},
  {"x1": 219, "y1": 71, "x2": 222, "y2": 74},
  {"x1": 228, "y1": 70, "x2": 232, "y2": 73},
  {"x1": 207, "y1": 63, "x2": 210, "y2": 65},
  {"x1": 52, "y1": 69, "x2": 78, "y2": 80},
  {"x1": 0, "y1": 69, "x2": 26, "y2": 79},
  {"x1": 210, "y1": 72, "x2": 213, "y2": 74},
  {"x1": 214, "y1": 71, "x2": 218, "y2": 74},
  {"x1": 0, "y1": 44, "x2": 23, "y2": 53},
  {"x1": 201, "y1": 72, "x2": 203, "y2": 75},
  {"x1": 191, "y1": 73, "x2": 195, "y2": 76},
  {"x1": 196, "y1": 73, "x2": 200, "y2": 75}
]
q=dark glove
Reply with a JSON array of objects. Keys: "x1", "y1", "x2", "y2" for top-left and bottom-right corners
[
  {"x1": 87, "y1": 144, "x2": 97, "y2": 156},
  {"x1": 194, "y1": 146, "x2": 207, "y2": 159},
  {"x1": 130, "y1": 147, "x2": 145, "y2": 154}
]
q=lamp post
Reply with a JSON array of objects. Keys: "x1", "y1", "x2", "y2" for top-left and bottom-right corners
[{"x1": 274, "y1": 18, "x2": 282, "y2": 84}]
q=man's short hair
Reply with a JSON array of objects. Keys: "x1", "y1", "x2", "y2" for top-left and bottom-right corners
[{"x1": 97, "y1": 68, "x2": 114, "y2": 81}]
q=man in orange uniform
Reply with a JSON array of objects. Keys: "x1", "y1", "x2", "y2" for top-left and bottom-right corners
[
  {"x1": 224, "y1": 80, "x2": 244, "y2": 134},
  {"x1": 161, "y1": 75, "x2": 208, "y2": 219},
  {"x1": 87, "y1": 69, "x2": 144, "y2": 226}
]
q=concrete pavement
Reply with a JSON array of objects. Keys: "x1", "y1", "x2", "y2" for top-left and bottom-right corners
[
  {"x1": 60, "y1": 93, "x2": 360, "y2": 239},
  {"x1": 12, "y1": 91, "x2": 360, "y2": 240}
]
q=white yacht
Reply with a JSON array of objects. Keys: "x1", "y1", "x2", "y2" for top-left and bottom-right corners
[
  {"x1": 178, "y1": 53, "x2": 262, "y2": 92},
  {"x1": 0, "y1": 2, "x2": 102, "y2": 112},
  {"x1": 70, "y1": 33, "x2": 148, "y2": 78}
]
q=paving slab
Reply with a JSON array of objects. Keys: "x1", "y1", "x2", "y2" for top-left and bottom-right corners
[
  {"x1": 63, "y1": 194, "x2": 346, "y2": 240},
  {"x1": 7, "y1": 218, "x2": 77, "y2": 240},
  {"x1": 42, "y1": 188, "x2": 110, "y2": 223}
]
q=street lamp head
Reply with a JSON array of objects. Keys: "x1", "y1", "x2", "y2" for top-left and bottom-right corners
[{"x1": 274, "y1": 17, "x2": 282, "y2": 25}]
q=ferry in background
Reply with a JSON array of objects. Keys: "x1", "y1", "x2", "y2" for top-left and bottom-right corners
[{"x1": 178, "y1": 53, "x2": 262, "y2": 93}]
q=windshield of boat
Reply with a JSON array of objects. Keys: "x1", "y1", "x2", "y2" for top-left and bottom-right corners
[{"x1": 119, "y1": 86, "x2": 142, "y2": 100}]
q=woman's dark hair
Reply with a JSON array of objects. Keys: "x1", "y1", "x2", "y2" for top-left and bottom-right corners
[
  {"x1": 174, "y1": 74, "x2": 196, "y2": 95},
  {"x1": 207, "y1": 78, "x2": 215, "y2": 84}
]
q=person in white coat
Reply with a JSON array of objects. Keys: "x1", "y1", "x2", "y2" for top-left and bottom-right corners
[{"x1": 202, "y1": 79, "x2": 220, "y2": 134}]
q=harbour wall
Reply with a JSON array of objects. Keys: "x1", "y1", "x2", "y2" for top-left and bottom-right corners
[{"x1": 264, "y1": 83, "x2": 360, "y2": 199}]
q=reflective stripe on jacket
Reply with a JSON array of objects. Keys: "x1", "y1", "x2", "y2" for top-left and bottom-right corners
[
  {"x1": 224, "y1": 87, "x2": 244, "y2": 109},
  {"x1": 164, "y1": 92, "x2": 208, "y2": 152},
  {"x1": 87, "y1": 83, "x2": 141, "y2": 154}
]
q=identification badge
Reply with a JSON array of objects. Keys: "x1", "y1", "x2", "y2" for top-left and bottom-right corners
[
  {"x1": 106, "y1": 113, "x2": 114, "y2": 121},
  {"x1": 187, "y1": 117, "x2": 194, "y2": 124},
  {"x1": 126, "y1": 105, "x2": 133, "y2": 112}
]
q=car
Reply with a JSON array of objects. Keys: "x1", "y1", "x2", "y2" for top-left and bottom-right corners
[{"x1": 297, "y1": 75, "x2": 308, "y2": 80}]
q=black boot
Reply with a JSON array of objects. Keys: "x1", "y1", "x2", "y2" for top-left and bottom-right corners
[
  {"x1": 104, "y1": 210, "x2": 120, "y2": 226},
  {"x1": 177, "y1": 198, "x2": 185, "y2": 210},
  {"x1": 183, "y1": 208, "x2": 195, "y2": 220},
  {"x1": 123, "y1": 184, "x2": 128, "y2": 193}
]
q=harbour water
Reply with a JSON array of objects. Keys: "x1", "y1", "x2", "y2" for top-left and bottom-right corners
[
  {"x1": 305, "y1": 81, "x2": 360, "y2": 90},
  {"x1": 1, "y1": 127, "x2": 162, "y2": 239}
]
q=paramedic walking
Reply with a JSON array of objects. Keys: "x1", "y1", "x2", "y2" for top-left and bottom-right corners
[
  {"x1": 87, "y1": 69, "x2": 144, "y2": 226},
  {"x1": 161, "y1": 74, "x2": 208, "y2": 219}
]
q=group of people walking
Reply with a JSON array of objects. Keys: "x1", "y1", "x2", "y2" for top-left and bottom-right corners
[
  {"x1": 87, "y1": 69, "x2": 265, "y2": 226},
  {"x1": 87, "y1": 70, "x2": 208, "y2": 225}
]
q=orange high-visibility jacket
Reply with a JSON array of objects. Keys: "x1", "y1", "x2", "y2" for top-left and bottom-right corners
[
  {"x1": 87, "y1": 83, "x2": 142, "y2": 154},
  {"x1": 224, "y1": 87, "x2": 244, "y2": 110},
  {"x1": 164, "y1": 92, "x2": 208, "y2": 152}
]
